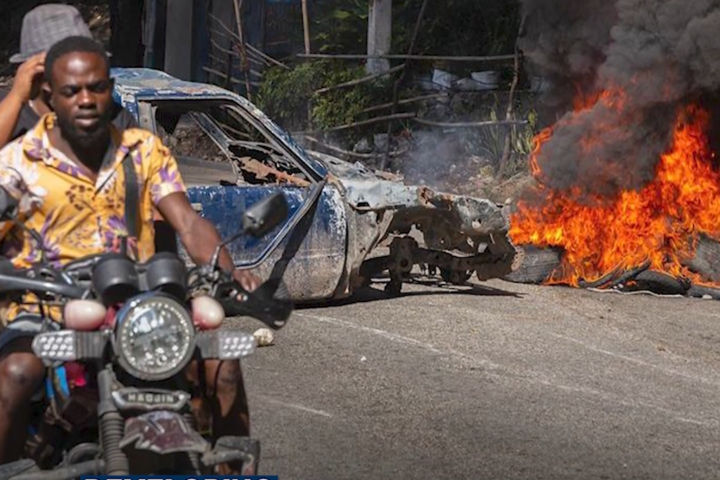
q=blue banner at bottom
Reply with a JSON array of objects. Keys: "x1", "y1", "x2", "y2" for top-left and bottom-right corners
[{"x1": 80, "y1": 477, "x2": 278, "y2": 480}]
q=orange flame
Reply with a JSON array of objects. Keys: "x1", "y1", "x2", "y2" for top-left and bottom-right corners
[{"x1": 509, "y1": 98, "x2": 720, "y2": 287}]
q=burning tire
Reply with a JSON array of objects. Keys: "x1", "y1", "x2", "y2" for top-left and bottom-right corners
[
  {"x1": 680, "y1": 235, "x2": 720, "y2": 299},
  {"x1": 687, "y1": 284, "x2": 720, "y2": 300},
  {"x1": 685, "y1": 234, "x2": 720, "y2": 283},
  {"x1": 503, "y1": 246, "x2": 562, "y2": 284},
  {"x1": 630, "y1": 270, "x2": 690, "y2": 295}
]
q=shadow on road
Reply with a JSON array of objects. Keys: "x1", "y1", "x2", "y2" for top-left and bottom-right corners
[{"x1": 297, "y1": 276, "x2": 523, "y2": 310}]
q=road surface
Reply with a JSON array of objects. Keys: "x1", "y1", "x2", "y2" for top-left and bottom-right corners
[{"x1": 234, "y1": 278, "x2": 720, "y2": 480}]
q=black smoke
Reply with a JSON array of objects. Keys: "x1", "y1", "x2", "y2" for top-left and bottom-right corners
[
  {"x1": 518, "y1": 0, "x2": 720, "y2": 199},
  {"x1": 519, "y1": 0, "x2": 617, "y2": 116}
]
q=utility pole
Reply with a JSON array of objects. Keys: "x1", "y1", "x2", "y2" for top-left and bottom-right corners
[
  {"x1": 366, "y1": 0, "x2": 392, "y2": 74},
  {"x1": 301, "y1": 0, "x2": 311, "y2": 54}
]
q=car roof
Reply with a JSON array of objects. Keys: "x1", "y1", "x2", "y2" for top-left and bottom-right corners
[
  {"x1": 111, "y1": 68, "x2": 328, "y2": 180},
  {"x1": 111, "y1": 67, "x2": 239, "y2": 100}
]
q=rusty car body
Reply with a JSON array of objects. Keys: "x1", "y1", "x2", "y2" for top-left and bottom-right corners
[{"x1": 111, "y1": 68, "x2": 519, "y2": 301}]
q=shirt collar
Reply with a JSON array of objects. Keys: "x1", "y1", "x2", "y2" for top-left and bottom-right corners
[{"x1": 21, "y1": 113, "x2": 144, "y2": 181}]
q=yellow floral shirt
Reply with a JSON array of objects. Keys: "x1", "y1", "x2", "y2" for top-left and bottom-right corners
[{"x1": 0, "y1": 113, "x2": 187, "y2": 321}]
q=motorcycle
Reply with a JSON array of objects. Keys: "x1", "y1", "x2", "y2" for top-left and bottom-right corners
[{"x1": 0, "y1": 188, "x2": 293, "y2": 479}]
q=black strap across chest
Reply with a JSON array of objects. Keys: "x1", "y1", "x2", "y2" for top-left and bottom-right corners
[{"x1": 122, "y1": 152, "x2": 139, "y2": 240}]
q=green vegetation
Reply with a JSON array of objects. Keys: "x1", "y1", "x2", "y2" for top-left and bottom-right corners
[
  {"x1": 256, "y1": 59, "x2": 390, "y2": 138},
  {"x1": 312, "y1": 0, "x2": 522, "y2": 59}
]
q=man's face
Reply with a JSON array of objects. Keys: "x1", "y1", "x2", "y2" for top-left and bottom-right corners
[{"x1": 47, "y1": 51, "x2": 114, "y2": 148}]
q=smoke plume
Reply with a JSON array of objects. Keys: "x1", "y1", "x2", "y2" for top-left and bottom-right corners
[{"x1": 519, "y1": 0, "x2": 720, "y2": 198}]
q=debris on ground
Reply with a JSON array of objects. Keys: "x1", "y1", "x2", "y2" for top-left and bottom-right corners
[
  {"x1": 253, "y1": 328, "x2": 276, "y2": 347},
  {"x1": 157, "y1": 120, "x2": 227, "y2": 163}
]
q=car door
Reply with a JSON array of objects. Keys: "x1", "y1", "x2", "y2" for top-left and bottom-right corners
[{"x1": 134, "y1": 97, "x2": 348, "y2": 302}]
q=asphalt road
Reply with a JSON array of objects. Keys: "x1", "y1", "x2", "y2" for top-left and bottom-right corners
[{"x1": 233, "y1": 277, "x2": 720, "y2": 480}]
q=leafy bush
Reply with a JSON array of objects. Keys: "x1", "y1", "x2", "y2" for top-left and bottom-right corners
[
  {"x1": 312, "y1": 1, "x2": 368, "y2": 54},
  {"x1": 256, "y1": 59, "x2": 389, "y2": 137},
  {"x1": 460, "y1": 94, "x2": 538, "y2": 170},
  {"x1": 309, "y1": 0, "x2": 521, "y2": 59},
  {"x1": 255, "y1": 61, "x2": 320, "y2": 130}
]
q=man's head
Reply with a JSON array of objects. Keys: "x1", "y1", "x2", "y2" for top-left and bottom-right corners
[
  {"x1": 44, "y1": 36, "x2": 115, "y2": 149},
  {"x1": 11, "y1": 5, "x2": 93, "y2": 64}
]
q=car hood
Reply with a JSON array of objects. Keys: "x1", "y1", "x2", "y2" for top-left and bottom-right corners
[{"x1": 306, "y1": 150, "x2": 510, "y2": 236}]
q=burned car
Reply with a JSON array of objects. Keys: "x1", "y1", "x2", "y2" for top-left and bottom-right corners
[{"x1": 112, "y1": 68, "x2": 519, "y2": 301}]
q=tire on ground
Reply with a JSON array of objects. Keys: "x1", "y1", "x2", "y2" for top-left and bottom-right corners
[
  {"x1": 631, "y1": 270, "x2": 689, "y2": 295},
  {"x1": 687, "y1": 284, "x2": 720, "y2": 300},
  {"x1": 502, "y1": 246, "x2": 563, "y2": 284},
  {"x1": 685, "y1": 235, "x2": 720, "y2": 283}
]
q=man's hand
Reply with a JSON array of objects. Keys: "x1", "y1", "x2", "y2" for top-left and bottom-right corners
[
  {"x1": 9, "y1": 53, "x2": 46, "y2": 104},
  {"x1": 0, "y1": 53, "x2": 47, "y2": 146},
  {"x1": 233, "y1": 268, "x2": 261, "y2": 292}
]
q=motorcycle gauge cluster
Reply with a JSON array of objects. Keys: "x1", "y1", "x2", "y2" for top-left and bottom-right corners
[{"x1": 92, "y1": 252, "x2": 188, "y2": 305}]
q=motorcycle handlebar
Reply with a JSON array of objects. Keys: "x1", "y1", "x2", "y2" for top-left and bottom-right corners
[
  {"x1": 0, "y1": 273, "x2": 86, "y2": 298},
  {"x1": 0, "y1": 258, "x2": 293, "y2": 329}
]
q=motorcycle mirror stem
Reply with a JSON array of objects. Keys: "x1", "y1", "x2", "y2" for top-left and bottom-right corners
[{"x1": 208, "y1": 193, "x2": 289, "y2": 272}]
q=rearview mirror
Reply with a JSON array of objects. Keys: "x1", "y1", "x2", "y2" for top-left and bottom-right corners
[{"x1": 243, "y1": 193, "x2": 289, "y2": 238}]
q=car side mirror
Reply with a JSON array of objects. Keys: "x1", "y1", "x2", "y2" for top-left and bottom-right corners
[
  {"x1": 207, "y1": 192, "x2": 290, "y2": 273},
  {"x1": 243, "y1": 193, "x2": 289, "y2": 238}
]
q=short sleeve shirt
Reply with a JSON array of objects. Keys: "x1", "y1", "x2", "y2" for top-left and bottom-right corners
[{"x1": 0, "y1": 113, "x2": 187, "y2": 321}]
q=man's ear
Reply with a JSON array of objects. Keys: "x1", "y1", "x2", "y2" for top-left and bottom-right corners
[{"x1": 41, "y1": 82, "x2": 52, "y2": 109}]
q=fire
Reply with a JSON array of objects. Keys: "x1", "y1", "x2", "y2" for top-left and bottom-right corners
[{"x1": 509, "y1": 98, "x2": 720, "y2": 287}]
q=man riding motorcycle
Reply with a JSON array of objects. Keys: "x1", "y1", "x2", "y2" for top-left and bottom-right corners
[{"x1": 0, "y1": 35, "x2": 260, "y2": 475}]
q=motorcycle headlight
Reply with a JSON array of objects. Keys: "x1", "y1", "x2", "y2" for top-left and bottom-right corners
[{"x1": 116, "y1": 295, "x2": 195, "y2": 381}]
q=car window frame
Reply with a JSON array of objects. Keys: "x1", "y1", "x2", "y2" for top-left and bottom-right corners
[{"x1": 137, "y1": 98, "x2": 323, "y2": 185}]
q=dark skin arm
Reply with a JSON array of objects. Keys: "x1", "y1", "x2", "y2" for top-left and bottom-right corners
[
  {"x1": 156, "y1": 191, "x2": 260, "y2": 291},
  {"x1": 0, "y1": 53, "x2": 46, "y2": 147}
]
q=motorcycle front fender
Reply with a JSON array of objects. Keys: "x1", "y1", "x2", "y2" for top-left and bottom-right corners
[{"x1": 119, "y1": 410, "x2": 209, "y2": 455}]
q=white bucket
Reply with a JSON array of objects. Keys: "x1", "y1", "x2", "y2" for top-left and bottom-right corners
[
  {"x1": 470, "y1": 70, "x2": 500, "y2": 90},
  {"x1": 432, "y1": 69, "x2": 459, "y2": 90}
]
